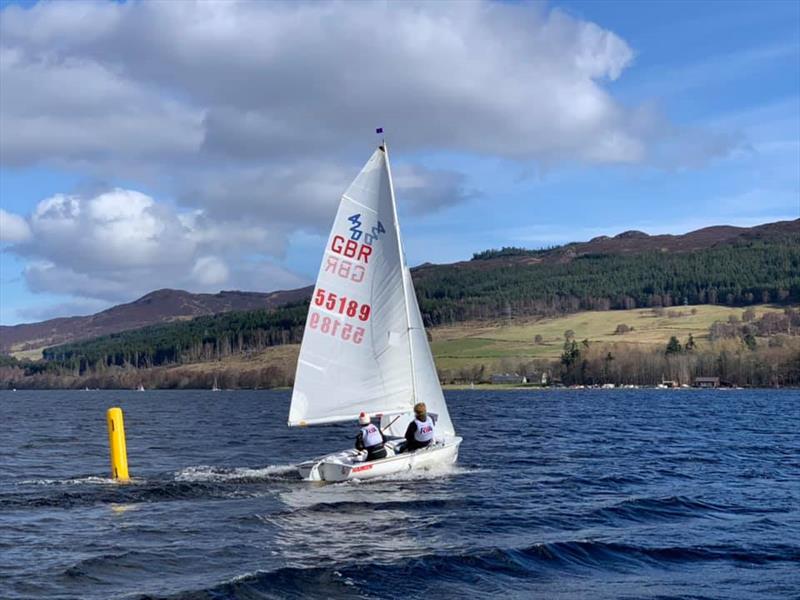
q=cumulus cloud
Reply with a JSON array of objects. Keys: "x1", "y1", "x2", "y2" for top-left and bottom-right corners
[
  {"x1": 1, "y1": 1, "x2": 661, "y2": 171},
  {"x1": 0, "y1": 1, "x2": 739, "y2": 317},
  {"x1": 0, "y1": 47, "x2": 203, "y2": 167},
  {"x1": 0, "y1": 208, "x2": 31, "y2": 243},
  {"x1": 0, "y1": 1, "x2": 734, "y2": 224},
  {"x1": 10, "y1": 188, "x2": 306, "y2": 302}
]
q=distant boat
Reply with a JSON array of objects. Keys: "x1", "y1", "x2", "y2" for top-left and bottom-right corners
[
  {"x1": 137, "y1": 384, "x2": 145, "y2": 392},
  {"x1": 212, "y1": 376, "x2": 221, "y2": 392},
  {"x1": 289, "y1": 141, "x2": 461, "y2": 482}
]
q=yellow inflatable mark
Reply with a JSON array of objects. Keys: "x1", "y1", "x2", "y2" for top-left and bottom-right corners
[{"x1": 106, "y1": 407, "x2": 130, "y2": 482}]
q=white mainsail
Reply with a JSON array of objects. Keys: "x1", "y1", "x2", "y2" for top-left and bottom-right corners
[
  {"x1": 290, "y1": 147, "x2": 409, "y2": 426},
  {"x1": 289, "y1": 145, "x2": 455, "y2": 436}
]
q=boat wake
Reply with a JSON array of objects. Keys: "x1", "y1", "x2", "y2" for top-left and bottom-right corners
[
  {"x1": 173, "y1": 464, "x2": 299, "y2": 483},
  {"x1": 20, "y1": 475, "x2": 120, "y2": 486},
  {"x1": 4, "y1": 464, "x2": 301, "y2": 510}
]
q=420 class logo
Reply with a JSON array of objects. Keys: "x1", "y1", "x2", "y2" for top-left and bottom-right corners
[{"x1": 347, "y1": 214, "x2": 385, "y2": 244}]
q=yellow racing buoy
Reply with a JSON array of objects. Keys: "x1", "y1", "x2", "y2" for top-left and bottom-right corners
[{"x1": 106, "y1": 407, "x2": 130, "y2": 482}]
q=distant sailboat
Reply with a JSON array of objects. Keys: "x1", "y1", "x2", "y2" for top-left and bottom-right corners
[
  {"x1": 289, "y1": 141, "x2": 461, "y2": 481},
  {"x1": 212, "y1": 376, "x2": 221, "y2": 392},
  {"x1": 137, "y1": 384, "x2": 145, "y2": 392}
]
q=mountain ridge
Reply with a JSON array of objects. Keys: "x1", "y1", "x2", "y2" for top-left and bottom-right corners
[
  {"x1": 0, "y1": 286, "x2": 312, "y2": 354},
  {"x1": 1, "y1": 218, "x2": 797, "y2": 355}
]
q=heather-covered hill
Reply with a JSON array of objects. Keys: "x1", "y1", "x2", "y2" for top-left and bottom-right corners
[{"x1": 0, "y1": 287, "x2": 312, "y2": 354}]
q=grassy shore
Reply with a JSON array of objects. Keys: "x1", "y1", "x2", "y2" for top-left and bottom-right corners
[
  {"x1": 429, "y1": 304, "x2": 788, "y2": 372},
  {"x1": 147, "y1": 303, "x2": 790, "y2": 380}
]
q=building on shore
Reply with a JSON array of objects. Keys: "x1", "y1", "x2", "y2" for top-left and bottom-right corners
[{"x1": 693, "y1": 376, "x2": 720, "y2": 388}]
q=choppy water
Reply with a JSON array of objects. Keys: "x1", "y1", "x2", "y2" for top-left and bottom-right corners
[{"x1": 1, "y1": 389, "x2": 798, "y2": 599}]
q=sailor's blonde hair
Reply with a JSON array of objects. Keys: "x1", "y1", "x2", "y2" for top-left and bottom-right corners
[{"x1": 413, "y1": 402, "x2": 426, "y2": 415}]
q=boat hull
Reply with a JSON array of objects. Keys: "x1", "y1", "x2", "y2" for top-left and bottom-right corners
[{"x1": 298, "y1": 437, "x2": 462, "y2": 482}]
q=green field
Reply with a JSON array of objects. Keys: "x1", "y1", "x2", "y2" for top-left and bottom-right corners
[
  {"x1": 429, "y1": 304, "x2": 790, "y2": 371},
  {"x1": 171, "y1": 303, "x2": 791, "y2": 375}
]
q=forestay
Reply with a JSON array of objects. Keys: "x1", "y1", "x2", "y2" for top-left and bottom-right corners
[{"x1": 289, "y1": 148, "x2": 415, "y2": 426}]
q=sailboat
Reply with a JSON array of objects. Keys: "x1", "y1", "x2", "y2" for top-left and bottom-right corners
[{"x1": 289, "y1": 141, "x2": 462, "y2": 482}]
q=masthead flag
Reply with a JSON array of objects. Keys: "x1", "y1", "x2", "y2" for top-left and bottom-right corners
[{"x1": 376, "y1": 127, "x2": 383, "y2": 134}]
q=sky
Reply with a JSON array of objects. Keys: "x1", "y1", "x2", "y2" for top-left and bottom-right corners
[{"x1": 0, "y1": 0, "x2": 798, "y2": 325}]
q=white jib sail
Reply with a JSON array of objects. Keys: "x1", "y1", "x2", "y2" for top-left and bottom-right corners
[
  {"x1": 381, "y1": 266, "x2": 455, "y2": 438},
  {"x1": 289, "y1": 147, "x2": 415, "y2": 426}
]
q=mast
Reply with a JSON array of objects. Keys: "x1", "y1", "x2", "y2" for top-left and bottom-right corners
[{"x1": 382, "y1": 141, "x2": 418, "y2": 404}]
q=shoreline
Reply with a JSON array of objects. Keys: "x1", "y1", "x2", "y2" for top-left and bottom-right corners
[{"x1": 2, "y1": 384, "x2": 798, "y2": 392}]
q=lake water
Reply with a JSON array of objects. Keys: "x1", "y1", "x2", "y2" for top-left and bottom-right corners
[{"x1": 1, "y1": 389, "x2": 798, "y2": 599}]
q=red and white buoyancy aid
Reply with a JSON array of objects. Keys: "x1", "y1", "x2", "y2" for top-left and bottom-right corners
[
  {"x1": 360, "y1": 423, "x2": 383, "y2": 448},
  {"x1": 413, "y1": 416, "x2": 435, "y2": 443}
]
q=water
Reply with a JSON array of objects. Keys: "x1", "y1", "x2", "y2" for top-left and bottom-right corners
[{"x1": 1, "y1": 389, "x2": 798, "y2": 599}]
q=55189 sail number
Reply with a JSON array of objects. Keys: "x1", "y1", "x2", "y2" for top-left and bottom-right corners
[{"x1": 313, "y1": 289, "x2": 371, "y2": 321}]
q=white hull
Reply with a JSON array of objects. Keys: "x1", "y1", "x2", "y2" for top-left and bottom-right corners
[{"x1": 298, "y1": 437, "x2": 462, "y2": 482}]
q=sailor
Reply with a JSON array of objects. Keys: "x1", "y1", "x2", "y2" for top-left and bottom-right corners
[
  {"x1": 355, "y1": 412, "x2": 387, "y2": 461},
  {"x1": 404, "y1": 402, "x2": 436, "y2": 452}
]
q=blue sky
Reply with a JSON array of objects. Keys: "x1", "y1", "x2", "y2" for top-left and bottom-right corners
[{"x1": 0, "y1": 0, "x2": 798, "y2": 325}]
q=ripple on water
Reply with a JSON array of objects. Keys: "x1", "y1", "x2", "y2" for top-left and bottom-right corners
[{"x1": 1, "y1": 389, "x2": 798, "y2": 600}]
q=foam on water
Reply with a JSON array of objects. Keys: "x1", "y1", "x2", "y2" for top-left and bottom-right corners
[
  {"x1": 173, "y1": 464, "x2": 298, "y2": 483},
  {"x1": 20, "y1": 476, "x2": 124, "y2": 486}
]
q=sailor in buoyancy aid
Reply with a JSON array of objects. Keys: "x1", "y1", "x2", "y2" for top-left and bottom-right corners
[
  {"x1": 355, "y1": 412, "x2": 387, "y2": 461},
  {"x1": 404, "y1": 402, "x2": 436, "y2": 452}
]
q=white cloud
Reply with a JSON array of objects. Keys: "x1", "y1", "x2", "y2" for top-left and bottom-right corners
[
  {"x1": 0, "y1": 208, "x2": 32, "y2": 243},
  {"x1": 191, "y1": 255, "x2": 229, "y2": 286},
  {"x1": 25, "y1": 189, "x2": 195, "y2": 271},
  {"x1": 0, "y1": 0, "x2": 736, "y2": 243},
  {"x1": 9, "y1": 188, "x2": 306, "y2": 302},
  {"x1": 0, "y1": 0, "x2": 743, "y2": 317},
  {"x1": 0, "y1": 0, "x2": 697, "y2": 175},
  {"x1": 0, "y1": 47, "x2": 203, "y2": 167}
]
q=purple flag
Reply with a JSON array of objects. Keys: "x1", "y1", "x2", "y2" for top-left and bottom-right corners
[{"x1": 376, "y1": 127, "x2": 383, "y2": 134}]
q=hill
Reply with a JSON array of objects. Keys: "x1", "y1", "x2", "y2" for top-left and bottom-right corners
[
  {"x1": 469, "y1": 219, "x2": 800, "y2": 262},
  {"x1": 1, "y1": 219, "x2": 798, "y2": 368},
  {"x1": 414, "y1": 219, "x2": 800, "y2": 325},
  {"x1": 0, "y1": 287, "x2": 312, "y2": 355}
]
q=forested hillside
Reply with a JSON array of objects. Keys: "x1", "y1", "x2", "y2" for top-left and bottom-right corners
[
  {"x1": 415, "y1": 236, "x2": 800, "y2": 324},
  {"x1": 36, "y1": 302, "x2": 308, "y2": 373},
  {"x1": 8, "y1": 231, "x2": 794, "y2": 376},
  {"x1": 1, "y1": 220, "x2": 798, "y2": 387}
]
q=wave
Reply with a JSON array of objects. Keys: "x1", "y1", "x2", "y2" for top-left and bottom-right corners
[
  {"x1": 137, "y1": 539, "x2": 800, "y2": 600},
  {"x1": 586, "y1": 495, "x2": 731, "y2": 524},
  {"x1": 61, "y1": 550, "x2": 165, "y2": 583}
]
